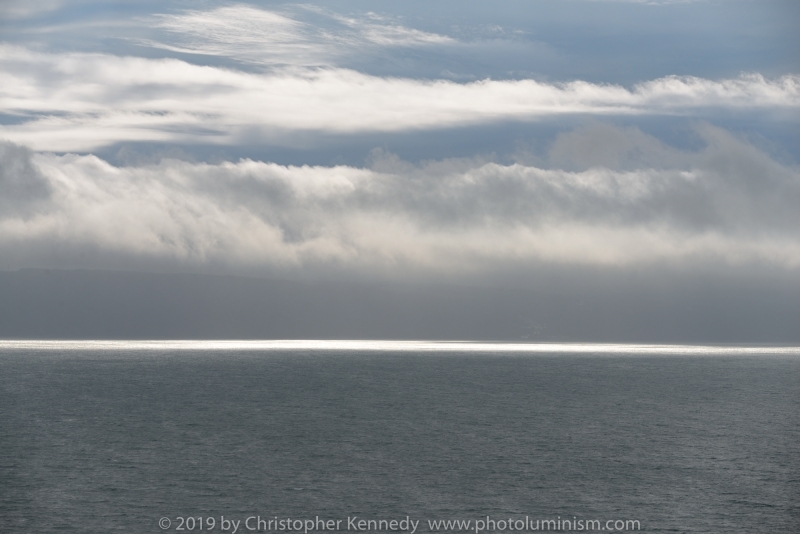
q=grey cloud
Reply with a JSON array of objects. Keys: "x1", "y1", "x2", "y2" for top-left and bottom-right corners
[
  {"x1": 0, "y1": 141, "x2": 51, "y2": 216},
  {"x1": 545, "y1": 124, "x2": 800, "y2": 232},
  {"x1": 357, "y1": 126, "x2": 800, "y2": 237},
  {"x1": 547, "y1": 123, "x2": 693, "y2": 171},
  {"x1": 1, "y1": 125, "x2": 799, "y2": 273}
]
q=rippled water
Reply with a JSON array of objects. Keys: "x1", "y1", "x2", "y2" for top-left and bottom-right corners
[{"x1": 1, "y1": 343, "x2": 798, "y2": 533}]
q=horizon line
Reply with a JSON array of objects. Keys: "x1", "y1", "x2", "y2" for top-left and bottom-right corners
[{"x1": 1, "y1": 340, "x2": 799, "y2": 355}]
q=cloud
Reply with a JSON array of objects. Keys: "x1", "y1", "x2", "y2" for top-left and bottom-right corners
[
  {"x1": 1, "y1": 45, "x2": 798, "y2": 152},
  {"x1": 143, "y1": 4, "x2": 454, "y2": 68},
  {"x1": 0, "y1": 142, "x2": 51, "y2": 216},
  {"x1": 306, "y1": 8, "x2": 455, "y2": 47},
  {"x1": 144, "y1": 5, "x2": 331, "y2": 67},
  {"x1": 1, "y1": 125, "x2": 798, "y2": 274},
  {"x1": 547, "y1": 123, "x2": 692, "y2": 171},
  {"x1": 0, "y1": 0, "x2": 64, "y2": 19}
]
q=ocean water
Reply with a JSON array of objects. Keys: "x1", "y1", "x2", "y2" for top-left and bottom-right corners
[{"x1": 1, "y1": 342, "x2": 798, "y2": 533}]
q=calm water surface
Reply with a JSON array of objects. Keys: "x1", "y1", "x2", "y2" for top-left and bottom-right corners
[{"x1": 1, "y1": 344, "x2": 798, "y2": 533}]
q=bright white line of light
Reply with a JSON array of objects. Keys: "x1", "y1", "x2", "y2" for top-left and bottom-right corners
[{"x1": 0, "y1": 340, "x2": 798, "y2": 355}]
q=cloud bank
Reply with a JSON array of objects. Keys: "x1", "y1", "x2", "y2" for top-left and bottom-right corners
[
  {"x1": 1, "y1": 124, "x2": 798, "y2": 274},
  {"x1": 1, "y1": 44, "x2": 798, "y2": 152}
]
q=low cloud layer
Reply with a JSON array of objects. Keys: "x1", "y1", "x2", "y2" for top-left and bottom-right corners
[
  {"x1": 1, "y1": 124, "x2": 798, "y2": 275},
  {"x1": 1, "y1": 44, "x2": 797, "y2": 152}
]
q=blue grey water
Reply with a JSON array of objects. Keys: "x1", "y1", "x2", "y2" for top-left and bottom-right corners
[{"x1": 1, "y1": 346, "x2": 798, "y2": 533}]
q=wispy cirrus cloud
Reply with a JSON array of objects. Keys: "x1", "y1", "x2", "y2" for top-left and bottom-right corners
[
  {"x1": 1, "y1": 45, "x2": 798, "y2": 152},
  {"x1": 2, "y1": 125, "x2": 799, "y2": 274},
  {"x1": 142, "y1": 4, "x2": 454, "y2": 68}
]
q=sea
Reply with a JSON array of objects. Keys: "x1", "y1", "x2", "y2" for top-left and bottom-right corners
[{"x1": 1, "y1": 341, "x2": 798, "y2": 533}]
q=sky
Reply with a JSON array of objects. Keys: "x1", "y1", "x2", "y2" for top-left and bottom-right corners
[{"x1": 0, "y1": 0, "x2": 799, "y2": 340}]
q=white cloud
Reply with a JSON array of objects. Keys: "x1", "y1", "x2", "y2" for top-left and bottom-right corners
[
  {"x1": 1, "y1": 125, "x2": 798, "y2": 273},
  {"x1": 146, "y1": 5, "x2": 332, "y2": 67},
  {"x1": 309, "y1": 8, "x2": 455, "y2": 47},
  {"x1": 1, "y1": 45, "x2": 798, "y2": 152},
  {"x1": 143, "y1": 4, "x2": 454, "y2": 67}
]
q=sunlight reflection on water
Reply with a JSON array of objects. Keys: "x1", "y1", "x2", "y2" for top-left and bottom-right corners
[{"x1": 1, "y1": 339, "x2": 799, "y2": 355}]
